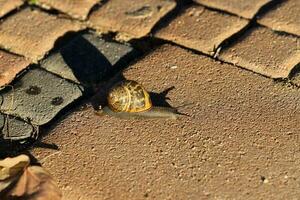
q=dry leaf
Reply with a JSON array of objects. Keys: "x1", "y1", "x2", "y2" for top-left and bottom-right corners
[
  {"x1": 0, "y1": 175, "x2": 18, "y2": 194},
  {"x1": 0, "y1": 154, "x2": 30, "y2": 194},
  {"x1": 8, "y1": 166, "x2": 62, "y2": 200},
  {"x1": 0, "y1": 154, "x2": 30, "y2": 181}
]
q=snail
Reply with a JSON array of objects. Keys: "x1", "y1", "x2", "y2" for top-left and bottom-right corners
[{"x1": 95, "y1": 80, "x2": 185, "y2": 119}]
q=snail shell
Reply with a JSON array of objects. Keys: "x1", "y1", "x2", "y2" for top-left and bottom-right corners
[{"x1": 107, "y1": 80, "x2": 152, "y2": 113}]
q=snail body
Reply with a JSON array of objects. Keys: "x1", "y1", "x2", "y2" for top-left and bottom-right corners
[
  {"x1": 96, "y1": 80, "x2": 183, "y2": 119},
  {"x1": 102, "y1": 105, "x2": 180, "y2": 119}
]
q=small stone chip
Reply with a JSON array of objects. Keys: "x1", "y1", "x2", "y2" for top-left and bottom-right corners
[
  {"x1": 0, "y1": 8, "x2": 83, "y2": 62},
  {"x1": 89, "y1": 0, "x2": 176, "y2": 40},
  {"x1": 0, "y1": 113, "x2": 34, "y2": 141},
  {"x1": 0, "y1": 0, "x2": 23, "y2": 18},
  {"x1": 258, "y1": 0, "x2": 300, "y2": 36},
  {"x1": 2, "y1": 116, "x2": 34, "y2": 141},
  {"x1": 41, "y1": 33, "x2": 137, "y2": 86},
  {"x1": 155, "y1": 5, "x2": 249, "y2": 55},
  {"x1": 0, "y1": 68, "x2": 83, "y2": 125},
  {"x1": 193, "y1": 0, "x2": 271, "y2": 19},
  {"x1": 34, "y1": 0, "x2": 100, "y2": 20},
  {"x1": 219, "y1": 26, "x2": 300, "y2": 78},
  {"x1": 0, "y1": 50, "x2": 31, "y2": 88}
]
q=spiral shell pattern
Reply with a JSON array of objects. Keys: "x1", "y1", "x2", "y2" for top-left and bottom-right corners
[{"x1": 107, "y1": 80, "x2": 152, "y2": 113}]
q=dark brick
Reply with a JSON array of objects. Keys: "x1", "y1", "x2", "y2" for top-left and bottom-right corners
[
  {"x1": 0, "y1": 113, "x2": 4, "y2": 131},
  {"x1": 0, "y1": 68, "x2": 83, "y2": 125},
  {"x1": 41, "y1": 33, "x2": 138, "y2": 86},
  {"x1": 1, "y1": 115, "x2": 34, "y2": 141}
]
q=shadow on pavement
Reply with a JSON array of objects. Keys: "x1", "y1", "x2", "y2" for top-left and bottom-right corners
[{"x1": 60, "y1": 35, "x2": 113, "y2": 88}]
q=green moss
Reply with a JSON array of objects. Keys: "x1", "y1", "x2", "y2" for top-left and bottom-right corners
[{"x1": 28, "y1": 0, "x2": 38, "y2": 5}]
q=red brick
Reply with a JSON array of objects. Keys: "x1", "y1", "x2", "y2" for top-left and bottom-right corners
[
  {"x1": 155, "y1": 5, "x2": 249, "y2": 55},
  {"x1": 258, "y1": 0, "x2": 300, "y2": 36},
  {"x1": 88, "y1": 0, "x2": 176, "y2": 40},
  {"x1": 194, "y1": 0, "x2": 271, "y2": 19},
  {"x1": 35, "y1": 0, "x2": 100, "y2": 20},
  {"x1": 219, "y1": 26, "x2": 300, "y2": 78},
  {"x1": 0, "y1": 8, "x2": 83, "y2": 62},
  {"x1": 0, "y1": 0, "x2": 23, "y2": 18},
  {"x1": 0, "y1": 50, "x2": 30, "y2": 88}
]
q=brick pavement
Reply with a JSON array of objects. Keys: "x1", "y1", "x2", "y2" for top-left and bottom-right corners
[
  {"x1": 193, "y1": 0, "x2": 271, "y2": 19},
  {"x1": 155, "y1": 4, "x2": 249, "y2": 55},
  {"x1": 32, "y1": 44, "x2": 300, "y2": 199},
  {"x1": 32, "y1": 0, "x2": 100, "y2": 20},
  {"x1": 258, "y1": 0, "x2": 300, "y2": 37},
  {"x1": 0, "y1": 0, "x2": 299, "y2": 199},
  {"x1": 88, "y1": 0, "x2": 176, "y2": 40},
  {"x1": 0, "y1": 0, "x2": 23, "y2": 18}
]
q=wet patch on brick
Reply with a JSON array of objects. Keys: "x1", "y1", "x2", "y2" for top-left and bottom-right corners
[
  {"x1": 0, "y1": 8, "x2": 83, "y2": 62},
  {"x1": 258, "y1": 0, "x2": 300, "y2": 36},
  {"x1": 88, "y1": 0, "x2": 176, "y2": 40},
  {"x1": 155, "y1": 4, "x2": 249, "y2": 55},
  {"x1": 32, "y1": 44, "x2": 300, "y2": 199},
  {"x1": 0, "y1": 68, "x2": 83, "y2": 125},
  {"x1": 0, "y1": 0, "x2": 23, "y2": 18},
  {"x1": 33, "y1": 0, "x2": 100, "y2": 20},
  {"x1": 219, "y1": 26, "x2": 300, "y2": 78},
  {"x1": 0, "y1": 50, "x2": 31, "y2": 88},
  {"x1": 193, "y1": 0, "x2": 271, "y2": 19},
  {"x1": 41, "y1": 32, "x2": 138, "y2": 86}
]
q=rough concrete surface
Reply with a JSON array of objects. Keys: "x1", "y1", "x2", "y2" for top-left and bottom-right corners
[
  {"x1": 193, "y1": 0, "x2": 271, "y2": 19},
  {"x1": 88, "y1": 0, "x2": 176, "y2": 40},
  {"x1": 0, "y1": 50, "x2": 31, "y2": 87},
  {"x1": 155, "y1": 4, "x2": 249, "y2": 55},
  {"x1": 0, "y1": 0, "x2": 23, "y2": 18},
  {"x1": 35, "y1": 0, "x2": 100, "y2": 20},
  {"x1": 258, "y1": 0, "x2": 300, "y2": 36},
  {"x1": 32, "y1": 45, "x2": 300, "y2": 200},
  {"x1": 219, "y1": 26, "x2": 300, "y2": 79},
  {"x1": 0, "y1": 8, "x2": 83, "y2": 62}
]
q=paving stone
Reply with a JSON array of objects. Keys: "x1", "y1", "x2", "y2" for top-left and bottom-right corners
[
  {"x1": 193, "y1": 0, "x2": 271, "y2": 19},
  {"x1": 155, "y1": 5, "x2": 249, "y2": 55},
  {"x1": 258, "y1": 0, "x2": 300, "y2": 36},
  {"x1": 41, "y1": 33, "x2": 138, "y2": 86},
  {"x1": 1, "y1": 115, "x2": 34, "y2": 141},
  {"x1": 219, "y1": 26, "x2": 300, "y2": 78},
  {"x1": 88, "y1": 0, "x2": 176, "y2": 40},
  {"x1": 0, "y1": 68, "x2": 83, "y2": 125},
  {"x1": 0, "y1": 8, "x2": 83, "y2": 62},
  {"x1": 0, "y1": 50, "x2": 31, "y2": 88},
  {"x1": 0, "y1": 0, "x2": 23, "y2": 18},
  {"x1": 32, "y1": 44, "x2": 300, "y2": 199},
  {"x1": 35, "y1": 0, "x2": 100, "y2": 20}
]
